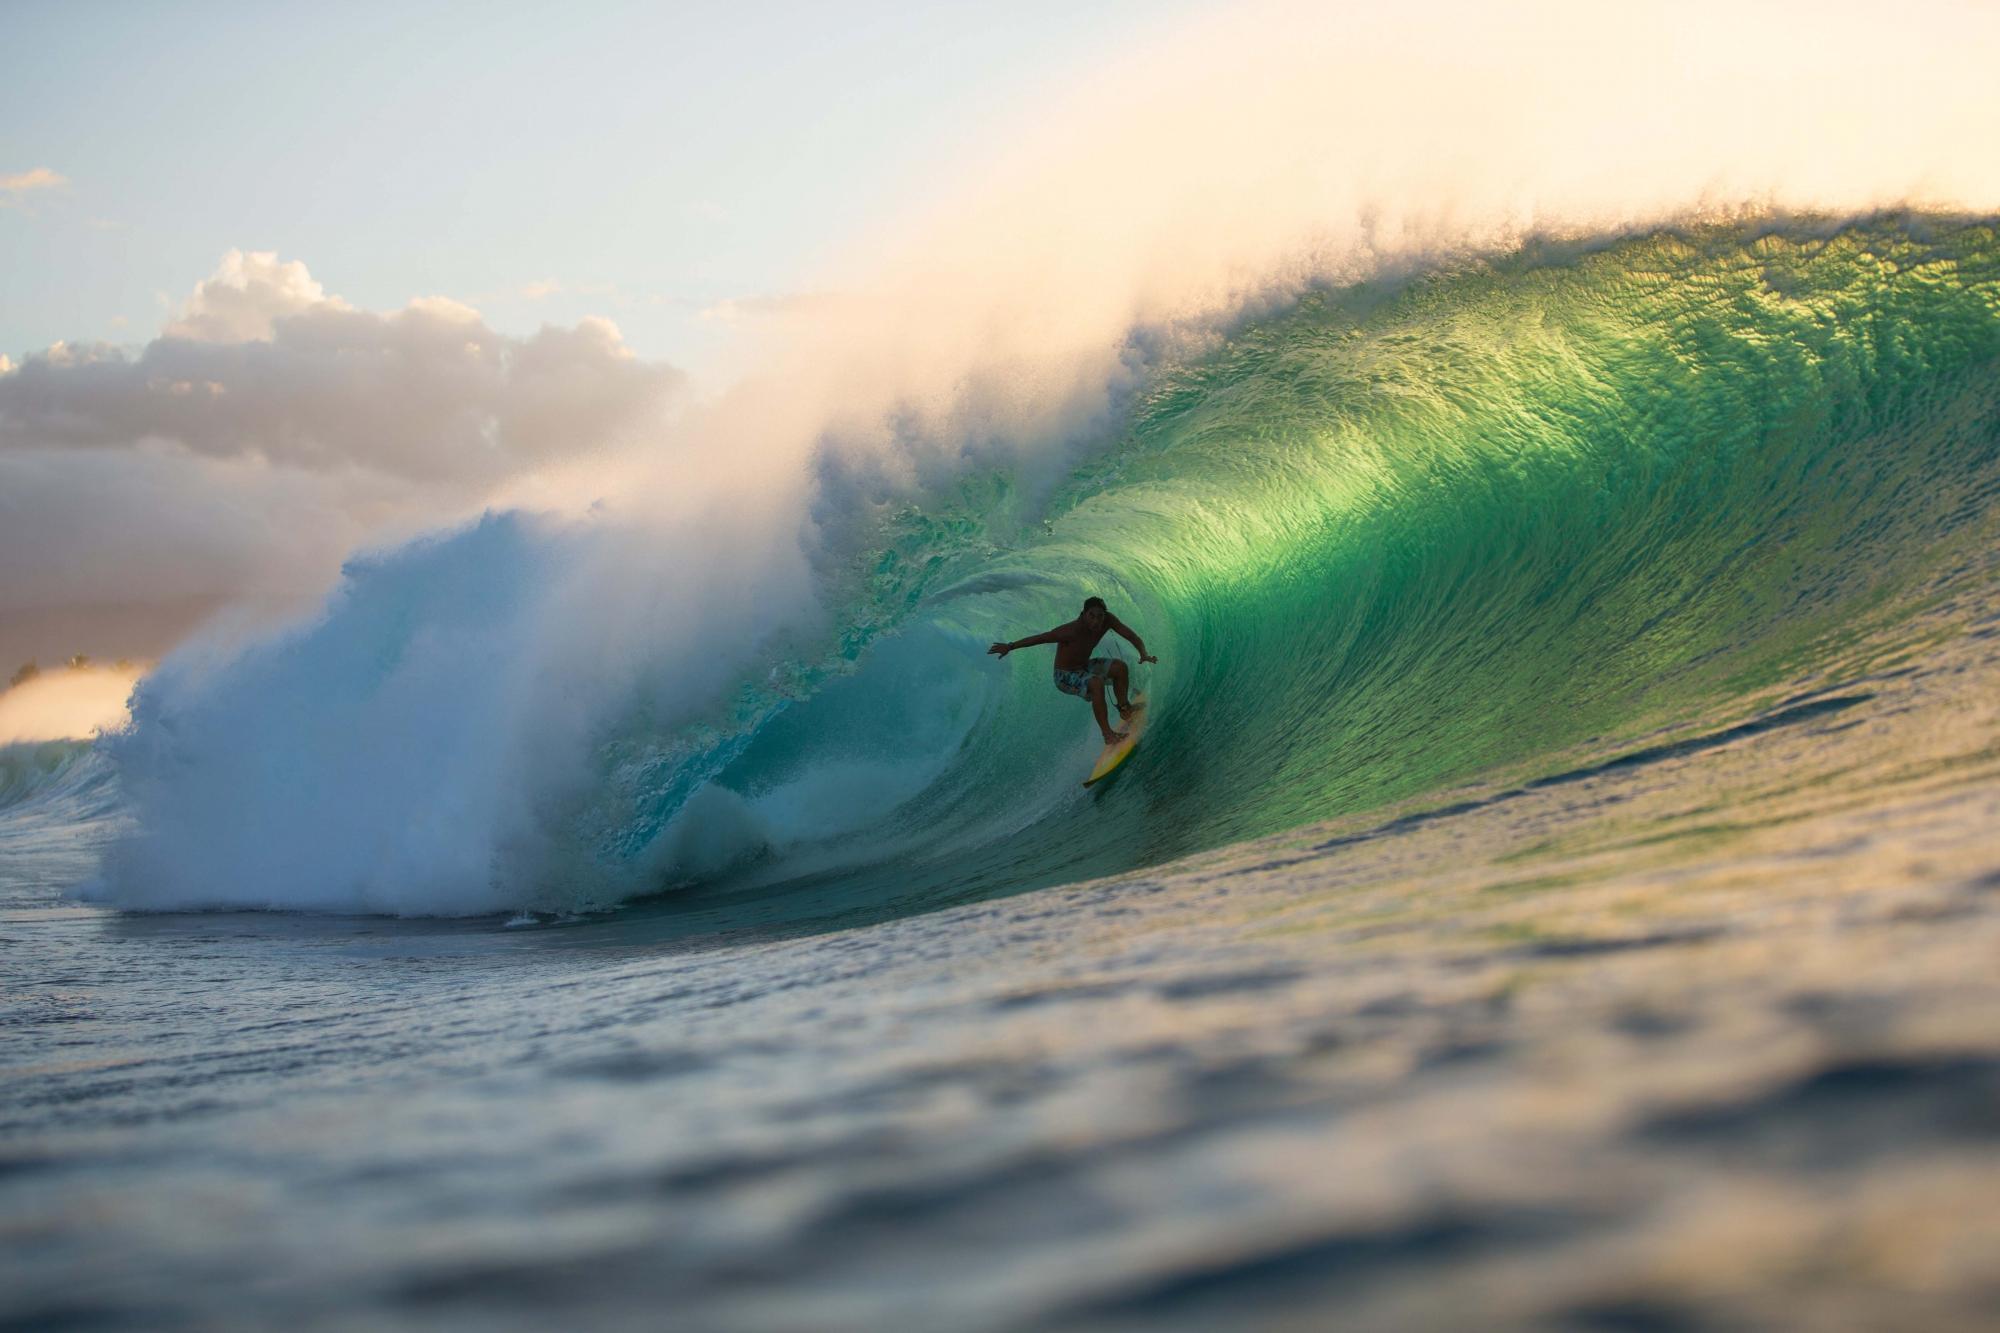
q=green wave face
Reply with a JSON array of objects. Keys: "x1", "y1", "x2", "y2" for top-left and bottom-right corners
[{"x1": 654, "y1": 219, "x2": 2000, "y2": 924}]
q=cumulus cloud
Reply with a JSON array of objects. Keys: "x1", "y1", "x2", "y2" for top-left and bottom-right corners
[
  {"x1": 0, "y1": 251, "x2": 684, "y2": 664},
  {"x1": 163, "y1": 249, "x2": 345, "y2": 342},
  {"x1": 1, "y1": 250, "x2": 680, "y2": 481},
  {"x1": 0, "y1": 442, "x2": 410, "y2": 665}
]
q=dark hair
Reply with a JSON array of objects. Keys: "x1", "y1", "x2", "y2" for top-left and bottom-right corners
[{"x1": 1082, "y1": 596, "x2": 1108, "y2": 613}]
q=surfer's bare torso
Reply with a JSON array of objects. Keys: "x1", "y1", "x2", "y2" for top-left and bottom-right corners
[{"x1": 1048, "y1": 614, "x2": 1125, "y2": 670}]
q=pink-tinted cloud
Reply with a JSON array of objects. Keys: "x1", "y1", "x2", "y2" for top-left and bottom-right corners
[{"x1": 0, "y1": 251, "x2": 684, "y2": 663}]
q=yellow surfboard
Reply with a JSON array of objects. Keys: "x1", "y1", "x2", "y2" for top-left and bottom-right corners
[{"x1": 1083, "y1": 697, "x2": 1149, "y2": 787}]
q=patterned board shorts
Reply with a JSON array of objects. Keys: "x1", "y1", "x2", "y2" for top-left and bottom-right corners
[{"x1": 1053, "y1": 657, "x2": 1114, "y2": 699}]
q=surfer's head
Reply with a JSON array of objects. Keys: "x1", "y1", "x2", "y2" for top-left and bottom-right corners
[{"x1": 1081, "y1": 596, "x2": 1108, "y2": 628}]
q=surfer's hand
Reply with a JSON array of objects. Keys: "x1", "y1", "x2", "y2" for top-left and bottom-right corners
[
  {"x1": 1140, "y1": 654, "x2": 1158, "y2": 665},
  {"x1": 988, "y1": 642, "x2": 1011, "y2": 658}
]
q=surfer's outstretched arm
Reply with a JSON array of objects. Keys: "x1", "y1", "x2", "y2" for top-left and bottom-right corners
[
  {"x1": 1107, "y1": 615, "x2": 1158, "y2": 664},
  {"x1": 988, "y1": 626, "x2": 1066, "y2": 658}
]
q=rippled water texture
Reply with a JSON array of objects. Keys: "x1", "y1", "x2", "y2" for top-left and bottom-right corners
[{"x1": 5, "y1": 220, "x2": 2000, "y2": 1328}]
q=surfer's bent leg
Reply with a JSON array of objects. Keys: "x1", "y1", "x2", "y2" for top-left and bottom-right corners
[
  {"x1": 1108, "y1": 659, "x2": 1131, "y2": 714},
  {"x1": 1086, "y1": 675, "x2": 1123, "y2": 745}
]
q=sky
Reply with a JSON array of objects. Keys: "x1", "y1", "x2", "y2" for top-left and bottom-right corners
[{"x1": 1, "y1": 0, "x2": 1194, "y2": 372}]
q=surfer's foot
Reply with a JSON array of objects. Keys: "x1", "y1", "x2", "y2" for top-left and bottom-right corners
[
  {"x1": 1102, "y1": 728, "x2": 1129, "y2": 746},
  {"x1": 1116, "y1": 702, "x2": 1135, "y2": 720}
]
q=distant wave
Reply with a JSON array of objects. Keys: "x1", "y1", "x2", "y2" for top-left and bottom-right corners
[{"x1": 0, "y1": 739, "x2": 116, "y2": 819}]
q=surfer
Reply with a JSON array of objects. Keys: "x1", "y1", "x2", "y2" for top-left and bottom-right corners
[{"x1": 989, "y1": 596, "x2": 1157, "y2": 745}]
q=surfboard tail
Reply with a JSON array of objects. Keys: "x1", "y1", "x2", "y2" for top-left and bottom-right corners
[{"x1": 1084, "y1": 699, "x2": 1149, "y2": 786}]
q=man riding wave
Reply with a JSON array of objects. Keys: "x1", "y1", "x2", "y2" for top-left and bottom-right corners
[{"x1": 989, "y1": 596, "x2": 1157, "y2": 745}]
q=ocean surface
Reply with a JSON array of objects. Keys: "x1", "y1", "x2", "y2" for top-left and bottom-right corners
[{"x1": 5, "y1": 217, "x2": 2000, "y2": 1329}]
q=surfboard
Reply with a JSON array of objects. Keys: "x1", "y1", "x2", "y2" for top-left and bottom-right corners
[{"x1": 1083, "y1": 697, "x2": 1148, "y2": 787}]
